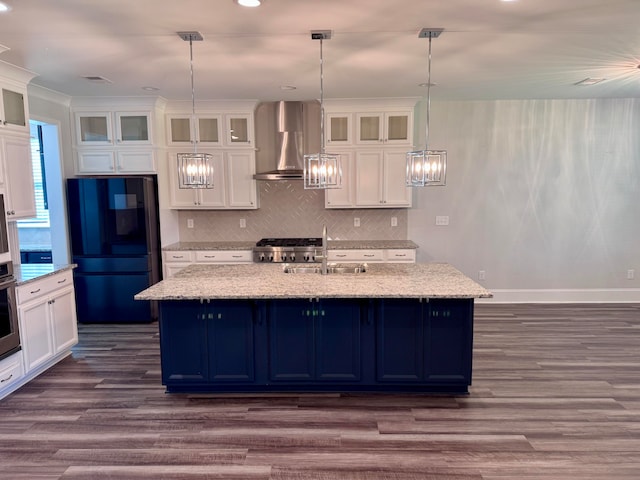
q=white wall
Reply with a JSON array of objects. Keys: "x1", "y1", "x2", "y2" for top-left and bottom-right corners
[{"x1": 409, "y1": 98, "x2": 640, "y2": 302}]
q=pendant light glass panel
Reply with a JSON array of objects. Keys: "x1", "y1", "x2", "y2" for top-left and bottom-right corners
[
  {"x1": 406, "y1": 150, "x2": 446, "y2": 186},
  {"x1": 178, "y1": 152, "x2": 214, "y2": 189},
  {"x1": 304, "y1": 153, "x2": 342, "y2": 189}
]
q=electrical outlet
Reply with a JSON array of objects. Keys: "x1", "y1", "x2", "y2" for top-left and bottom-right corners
[
  {"x1": 435, "y1": 215, "x2": 449, "y2": 226},
  {"x1": 354, "y1": 217, "x2": 360, "y2": 227},
  {"x1": 628, "y1": 269, "x2": 635, "y2": 280},
  {"x1": 391, "y1": 217, "x2": 398, "y2": 227},
  {"x1": 187, "y1": 218, "x2": 194, "y2": 229},
  {"x1": 239, "y1": 218, "x2": 246, "y2": 228},
  {"x1": 478, "y1": 270, "x2": 486, "y2": 280}
]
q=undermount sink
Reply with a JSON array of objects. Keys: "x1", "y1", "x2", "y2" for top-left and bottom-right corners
[{"x1": 283, "y1": 263, "x2": 367, "y2": 274}]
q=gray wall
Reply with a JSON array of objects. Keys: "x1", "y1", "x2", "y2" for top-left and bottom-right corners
[{"x1": 409, "y1": 98, "x2": 640, "y2": 301}]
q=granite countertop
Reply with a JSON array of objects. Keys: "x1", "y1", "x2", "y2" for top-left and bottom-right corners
[
  {"x1": 163, "y1": 240, "x2": 418, "y2": 251},
  {"x1": 135, "y1": 262, "x2": 492, "y2": 300},
  {"x1": 14, "y1": 264, "x2": 76, "y2": 286}
]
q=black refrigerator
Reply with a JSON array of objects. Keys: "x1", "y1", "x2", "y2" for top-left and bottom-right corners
[{"x1": 67, "y1": 176, "x2": 161, "y2": 323}]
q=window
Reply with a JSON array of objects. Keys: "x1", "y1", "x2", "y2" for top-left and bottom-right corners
[{"x1": 17, "y1": 125, "x2": 49, "y2": 227}]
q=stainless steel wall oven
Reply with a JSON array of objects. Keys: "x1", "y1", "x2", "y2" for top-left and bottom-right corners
[{"x1": 0, "y1": 261, "x2": 19, "y2": 361}]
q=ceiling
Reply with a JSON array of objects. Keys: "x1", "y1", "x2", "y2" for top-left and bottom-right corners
[{"x1": 0, "y1": 0, "x2": 638, "y2": 102}]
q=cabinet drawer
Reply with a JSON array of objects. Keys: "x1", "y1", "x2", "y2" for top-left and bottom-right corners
[
  {"x1": 16, "y1": 270, "x2": 73, "y2": 304},
  {"x1": 0, "y1": 353, "x2": 23, "y2": 392},
  {"x1": 328, "y1": 249, "x2": 384, "y2": 262},
  {"x1": 163, "y1": 251, "x2": 194, "y2": 263},
  {"x1": 384, "y1": 249, "x2": 416, "y2": 263},
  {"x1": 195, "y1": 250, "x2": 252, "y2": 263}
]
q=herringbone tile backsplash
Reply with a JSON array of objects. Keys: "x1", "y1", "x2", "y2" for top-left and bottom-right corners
[{"x1": 178, "y1": 181, "x2": 408, "y2": 241}]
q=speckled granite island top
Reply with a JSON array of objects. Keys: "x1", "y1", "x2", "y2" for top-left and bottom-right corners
[
  {"x1": 135, "y1": 262, "x2": 491, "y2": 300},
  {"x1": 163, "y1": 240, "x2": 418, "y2": 251}
]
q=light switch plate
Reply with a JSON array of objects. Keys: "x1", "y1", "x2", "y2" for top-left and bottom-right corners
[{"x1": 435, "y1": 215, "x2": 449, "y2": 226}]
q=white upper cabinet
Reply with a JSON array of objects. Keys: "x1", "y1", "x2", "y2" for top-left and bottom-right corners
[
  {"x1": 1, "y1": 135, "x2": 36, "y2": 219},
  {"x1": 71, "y1": 97, "x2": 165, "y2": 175},
  {"x1": 325, "y1": 113, "x2": 353, "y2": 146},
  {"x1": 323, "y1": 98, "x2": 417, "y2": 209},
  {"x1": 75, "y1": 111, "x2": 152, "y2": 146},
  {"x1": 167, "y1": 148, "x2": 257, "y2": 210},
  {"x1": 225, "y1": 114, "x2": 253, "y2": 146},
  {"x1": 356, "y1": 111, "x2": 412, "y2": 146},
  {"x1": 167, "y1": 114, "x2": 222, "y2": 147},
  {"x1": 0, "y1": 86, "x2": 28, "y2": 134}
]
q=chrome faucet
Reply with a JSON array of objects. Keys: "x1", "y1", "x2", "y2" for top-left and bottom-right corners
[{"x1": 321, "y1": 224, "x2": 328, "y2": 275}]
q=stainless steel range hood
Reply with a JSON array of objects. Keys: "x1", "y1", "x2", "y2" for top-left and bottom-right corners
[{"x1": 254, "y1": 100, "x2": 320, "y2": 181}]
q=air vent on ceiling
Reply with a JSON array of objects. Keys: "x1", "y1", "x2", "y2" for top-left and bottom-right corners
[{"x1": 82, "y1": 75, "x2": 113, "y2": 84}]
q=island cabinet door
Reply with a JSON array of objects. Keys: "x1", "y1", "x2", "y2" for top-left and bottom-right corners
[
  {"x1": 267, "y1": 299, "x2": 363, "y2": 383},
  {"x1": 375, "y1": 299, "x2": 424, "y2": 382},
  {"x1": 314, "y1": 299, "x2": 362, "y2": 382},
  {"x1": 268, "y1": 300, "x2": 315, "y2": 381},
  {"x1": 424, "y1": 299, "x2": 474, "y2": 384},
  {"x1": 159, "y1": 301, "x2": 208, "y2": 384},
  {"x1": 206, "y1": 301, "x2": 257, "y2": 382}
]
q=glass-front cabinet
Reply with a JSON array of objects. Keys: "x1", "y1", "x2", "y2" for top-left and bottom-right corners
[
  {"x1": 225, "y1": 114, "x2": 253, "y2": 146},
  {"x1": 356, "y1": 112, "x2": 411, "y2": 145},
  {"x1": 75, "y1": 111, "x2": 151, "y2": 146},
  {"x1": 167, "y1": 115, "x2": 222, "y2": 146},
  {"x1": 1, "y1": 87, "x2": 27, "y2": 132},
  {"x1": 325, "y1": 113, "x2": 352, "y2": 146}
]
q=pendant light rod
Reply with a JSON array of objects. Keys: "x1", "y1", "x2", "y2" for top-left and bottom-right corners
[
  {"x1": 178, "y1": 31, "x2": 204, "y2": 154},
  {"x1": 311, "y1": 30, "x2": 331, "y2": 154},
  {"x1": 418, "y1": 28, "x2": 443, "y2": 150}
]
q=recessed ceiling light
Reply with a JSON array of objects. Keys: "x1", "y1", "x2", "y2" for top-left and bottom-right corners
[
  {"x1": 234, "y1": 0, "x2": 262, "y2": 7},
  {"x1": 0, "y1": 2, "x2": 11, "y2": 13},
  {"x1": 418, "y1": 82, "x2": 437, "y2": 87},
  {"x1": 280, "y1": 85, "x2": 297, "y2": 90},
  {"x1": 574, "y1": 78, "x2": 606, "y2": 86}
]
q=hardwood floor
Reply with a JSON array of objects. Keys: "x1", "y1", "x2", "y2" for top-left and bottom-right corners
[{"x1": 0, "y1": 303, "x2": 639, "y2": 479}]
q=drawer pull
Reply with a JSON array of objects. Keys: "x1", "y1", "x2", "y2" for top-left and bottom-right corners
[
  {"x1": 203, "y1": 255, "x2": 216, "y2": 259},
  {"x1": 336, "y1": 254, "x2": 347, "y2": 258},
  {"x1": 393, "y1": 254, "x2": 407, "y2": 257},
  {"x1": 1, "y1": 373, "x2": 13, "y2": 383},
  {"x1": 363, "y1": 254, "x2": 375, "y2": 257},
  {"x1": 231, "y1": 255, "x2": 243, "y2": 258},
  {"x1": 172, "y1": 255, "x2": 185, "y2": 259},
  {"x1": 30, "y1": 288, "x2": 41, "y2": 294},
  {"x1": 57, "y1": 278, "x2": 67, "y2": 284}
]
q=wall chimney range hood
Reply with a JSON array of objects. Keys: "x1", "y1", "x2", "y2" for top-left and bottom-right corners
[{"x1": 254, "y1": 100, "x2": 320, "y2": 181}]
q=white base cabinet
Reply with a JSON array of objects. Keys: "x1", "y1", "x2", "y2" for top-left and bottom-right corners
[
  {"x1": 0, "y1": 352, "x2": 24, "y2": 400},
  {"x1": 16, "y1": 270, "x2": 78, "y2": 376}
]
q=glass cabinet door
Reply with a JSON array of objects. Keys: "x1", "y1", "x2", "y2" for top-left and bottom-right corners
[
  {"x1": 169, "y1": 117, "x2": 193, "y2": 144},
  {"x1": 197, "y1": 116, "x2": 221, "y2": 145},
  {"x1": 115, "y1": 112, "x2": 150, "y2": 144},
  {"x1": 225, "y1": 114, "x2": 253, "y2": 146},
  {"x1": 1, "y1": 88, "x2": 26, "y2": 129},
  {"x1": 385, "y1": 113, "x2": 410, "y2": 144},
  {"x1": 357, "y1": 114, "x2": 382, "y2": 144},
  {"x1": 326, "y1": 113, "x2": 351, "y2": 145},
  {"x1": 76, "y1": 113, "x2": 112, "y2": 145}
]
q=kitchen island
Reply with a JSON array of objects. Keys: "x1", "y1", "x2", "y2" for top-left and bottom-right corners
[{"x1": 136, "y1": 263, "x2": 492, "y2": 394}]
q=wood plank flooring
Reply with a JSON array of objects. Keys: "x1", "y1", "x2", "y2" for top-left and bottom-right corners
[{"x1": 0, "y1": 303, "x2": 639, "y2": 479}]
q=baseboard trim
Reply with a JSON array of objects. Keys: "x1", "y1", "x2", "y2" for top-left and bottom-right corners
[{"x1": 477, "y1": 288, "x2": 640, "y2": 304}]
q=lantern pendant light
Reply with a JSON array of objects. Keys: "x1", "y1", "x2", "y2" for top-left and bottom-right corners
[
  {"x1": 304, "y1": 30, "x2": 342, "y2": 190},
  {"x1": 406, "y1": 28, "x2": 447, "y2": 187},
  {"x1": 177, "y1": 31, "x2": 214, "y2": 189}
]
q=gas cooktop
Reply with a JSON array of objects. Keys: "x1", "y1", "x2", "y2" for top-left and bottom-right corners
[{"x1": 253, "y1": 237, "x2": 323, "y2": 263}]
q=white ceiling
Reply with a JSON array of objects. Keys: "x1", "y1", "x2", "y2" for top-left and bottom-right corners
[{"x1": 0, "y1": 0, "x2": 638, "y2": 102}]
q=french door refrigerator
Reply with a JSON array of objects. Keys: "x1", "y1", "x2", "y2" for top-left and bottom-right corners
[{"x1": 67, "y1": 176, "x2": 160, "y2": 323}]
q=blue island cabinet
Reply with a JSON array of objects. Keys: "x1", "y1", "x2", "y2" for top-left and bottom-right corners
[
  {"x1": 376, "y1": 298, "x2": 473, "y2": 391},
  {"x1": 158, "y1": 297, "x2": 474, "y2": 394},
  {"x1": 159, "y1": 300, "x2": 262, "y2": 391},
  {"x1": 267, "y1": 298, "x2": 364, "y2": 383}
]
